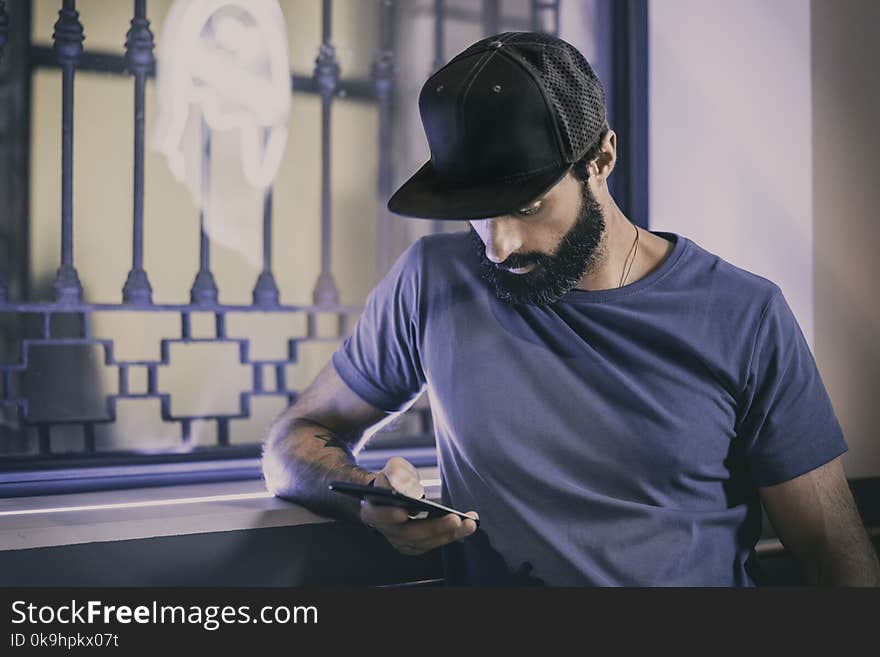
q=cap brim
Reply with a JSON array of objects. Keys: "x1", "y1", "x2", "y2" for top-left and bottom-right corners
[{"x1": 387, "y1": 160, "x2": 572, "y2": 220}]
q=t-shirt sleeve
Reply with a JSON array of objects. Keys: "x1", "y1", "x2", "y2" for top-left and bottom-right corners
[
  {"x1": 330, "y1": 238, "x2": 427, "y2": 414},
  {"x1": 737, "y1": 286, "x2": 848, "y2": 487}
]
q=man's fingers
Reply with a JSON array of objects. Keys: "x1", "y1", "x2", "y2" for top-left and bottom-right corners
[
  {"x1": 360, "y1": 472, "x2": 480, "y2": 557},
  {"x1": 385, "y1": 473, "x2": 423, "y2": 499},
  {"x1": 360, "y1": 499, "x2": 410, "y2": 526},
  {"x1": 382, "y1": 512, "x2": 477, "y2": 551},
  {"x1": 381, "y1": 457, "x2": 424, "y2": 499},
  {"x1": 461, "y1": 515, "x2": 478, "y2": 536},
  {"x1": 371, "y1": 471, "x2": 391, "y2": 489},
  {"x1": 379, "y1": 511, "x2": 459, "y2": 541},
  {"x1": 391, "y1": 519, "x2": 475, "y2": 555}
]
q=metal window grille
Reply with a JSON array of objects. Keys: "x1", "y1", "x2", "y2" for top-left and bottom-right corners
[{"x1": 0, "y1": 0, "x2": 564, "y2": 496}]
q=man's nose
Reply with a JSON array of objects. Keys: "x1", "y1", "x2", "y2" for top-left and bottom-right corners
[{"x1": 483, "y1": 216, "x2": 522, "y2": 264}]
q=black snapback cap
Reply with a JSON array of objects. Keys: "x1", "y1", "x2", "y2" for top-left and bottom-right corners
[{"x1": 388, "y1": 31, "x2": 607, "y2": 221}]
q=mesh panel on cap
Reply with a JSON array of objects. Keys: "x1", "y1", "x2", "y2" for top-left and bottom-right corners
[{"x1": 445, "y1": 31, "x2": 607, "y2": 162}]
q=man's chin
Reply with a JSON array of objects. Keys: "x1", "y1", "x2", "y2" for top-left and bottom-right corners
[
  {"x1": 488, "y1": 279, "x2": 571, "y2": 306},
  {"x1": 494, "y1": 292, "x2": 563, "y2": 306}
]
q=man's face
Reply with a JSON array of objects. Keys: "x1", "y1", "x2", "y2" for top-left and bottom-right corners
[{"x1": 467, "y1": 170, "x2": 607, "y2": 305}]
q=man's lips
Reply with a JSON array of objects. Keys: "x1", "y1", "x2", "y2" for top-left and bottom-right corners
[{"x1": 504, "y1": 263, "x2": 538, "y2": 274}]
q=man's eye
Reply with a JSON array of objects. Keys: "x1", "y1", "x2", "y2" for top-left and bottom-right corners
[{"x1": 515, "y1": 203, "x2": 541, "y2": 217}]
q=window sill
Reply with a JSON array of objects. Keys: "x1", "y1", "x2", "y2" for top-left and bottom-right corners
[
  {"x1": 0, "y1": 467, "x2": 445, "y2": 586},
  {"x1": 0, "y1": 467, "x2": 442, "y2": 552}
]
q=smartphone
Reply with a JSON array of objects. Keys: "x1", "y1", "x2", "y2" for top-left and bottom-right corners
[{"x1": 328, "y1": 481, "x2": 479, "y2": 526}]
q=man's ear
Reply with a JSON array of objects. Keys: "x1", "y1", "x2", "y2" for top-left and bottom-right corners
[{"x1": 591, "y1": 129, "x2": 617, "y2": 181}]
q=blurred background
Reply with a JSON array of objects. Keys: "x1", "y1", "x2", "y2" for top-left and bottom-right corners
[{"x1": 0, "y1": 0, "x2": 877, "y2": 585}]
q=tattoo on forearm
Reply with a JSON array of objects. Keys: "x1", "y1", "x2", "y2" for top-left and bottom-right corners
[
  {"x1": 312, "y1": 431, "x2": 351, "y2": 451},
  {"x1": 291, "y1": 417, "x2": 355, "y2": 454},
  {"x1": 269, "y1": 416, "x2": 369, "y2": 522}
]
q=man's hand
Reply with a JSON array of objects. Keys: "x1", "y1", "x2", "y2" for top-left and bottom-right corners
[{"x1": 359, "y1": 456, "x2": 479, "y2": 556}]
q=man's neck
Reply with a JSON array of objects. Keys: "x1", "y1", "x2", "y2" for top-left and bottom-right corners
[{"x1": 575, "y1": 201, "x2": 673, "y2": 292}]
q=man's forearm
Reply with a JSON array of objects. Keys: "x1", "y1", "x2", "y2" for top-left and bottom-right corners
[
  {"x1": 803, "y1": 529, "x2": 880, "y2": 586},
  {"x1": 261, "y1": 415, "x2": 376, "y2": 523}
]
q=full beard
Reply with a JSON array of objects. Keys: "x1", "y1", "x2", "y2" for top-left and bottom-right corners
[{"x1": 468, "y1": 180, "x2": 607, "y2": 306}]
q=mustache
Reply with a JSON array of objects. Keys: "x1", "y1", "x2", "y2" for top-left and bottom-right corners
[{"x1": 499, "y1": 254, "x2": 542, "y2": 270}]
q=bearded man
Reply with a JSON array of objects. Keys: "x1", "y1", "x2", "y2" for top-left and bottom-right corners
[{"x1": 262, "y1": 32, "x2": 879, "y2": 586}]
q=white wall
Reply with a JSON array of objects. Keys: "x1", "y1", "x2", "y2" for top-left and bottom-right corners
[
  {"x1": 649, "y1": 0, "x2": 880, "y2": 479},
  {"x1": 648, "y1": 0, "x2": 814, "y2": 345},
  {"x1": 811, "y1": 0, "x2": 880, "y2": 480}
]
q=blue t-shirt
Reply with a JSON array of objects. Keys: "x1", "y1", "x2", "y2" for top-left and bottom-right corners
[{"x1": 331, "y1": 230, "x2": 848, "y2": 586}]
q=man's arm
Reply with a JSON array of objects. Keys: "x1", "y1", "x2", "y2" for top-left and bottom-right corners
[
  {"x1": 759, "y1": 455, "x2": 880, "y2": 586},
  {"x1": 261, "y1": 359, "x2": 393, "y2": 523}
]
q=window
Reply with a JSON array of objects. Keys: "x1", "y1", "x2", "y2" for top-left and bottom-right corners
[{"x1": 0, "y1": 0, "x2": 645, "y2": 496}]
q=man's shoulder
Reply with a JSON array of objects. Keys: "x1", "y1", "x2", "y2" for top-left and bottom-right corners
[
  {"x1": 382, "y1": 232, "x2": 475, "y2": 301},
  {"x1": 680, "y1": 234, "x2": 781, "y2": 308},
  {"x1": 409, "y1": 230, "x2": 476, "y2": 280},
  {"x1": 416, "y1": 230, "x2": 473, "y2": 259},
  {"x1": 395, "y1": 231, "x2": 471, "y2": 265}
]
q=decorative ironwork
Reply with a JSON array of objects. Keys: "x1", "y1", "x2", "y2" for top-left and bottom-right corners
[
  {"x1": 253, "y1": 130, "x2": 281, "y2": 308},
  {"x1": 432, "y1": 0, "x2": 446, "y2": 74},
  {"x1": 51, "y1": 0, "x2": 84, "y2": 304},
  {"x1": 28, "y1": 44, "x2": 377, "y2": 101},
  {"x1": 482, "y1": 0, "x2": 501, "y2": 37},
  {"x1": 0, "y1": 0, "x2": 571, "y2": 485},
  {"x1": 372, "y1": 0, "x2": 396, "y2": 274},
  {"x1": 312, "y1": 0, "x2": 340, "y2": 308},
  {"x1": 531, "y1": 0, "x2": 560, "y2": 36},
  {"x1": 122, "y1": 0, "x2": 154, "y2": 305},
  {"x1": 190, "y1": 118, "x2": 219, "y2": 306},
  {"x1": 0, "y1": 301, "x2": 360, "y2": 456}
]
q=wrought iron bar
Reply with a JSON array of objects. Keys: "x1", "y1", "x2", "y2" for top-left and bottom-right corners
[
  {"x1": 28, "y1": 45, "x2": 377, "y2": 102},
  {"x1": 312, "y1": 0, "x2": 340, "y2": 307},
  {"x1": 432, "y1": 0, "x2": 445, "y2": 73},
  {"x1": 51, "y1": 0, "x2": 84, "y2": 304},
  {"x1": 122, "y1": 0, "x2": 154, "y2": 304},
  {"x1": 253, "y1": 132, "x2": 280, "y2": 306},
  {"x1": 372, "y1": 0, "x2": 396, "y2": 274},
  {"x1": 482, "y1": 0, "x2": 500, "y2": 36},
  {"x1": 189, "y1": 117, "x2": 218, "y2": 305},
  {"x1": 530, "y1": 0, "x2": 560, "y2": 35}
]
